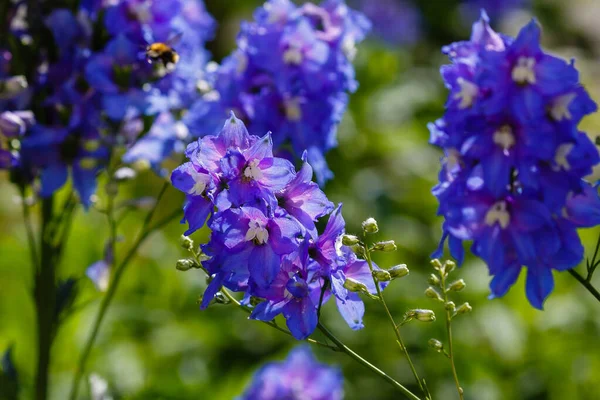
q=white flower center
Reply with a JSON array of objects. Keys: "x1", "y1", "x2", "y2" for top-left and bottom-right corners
[
  {"x1": 554, "y1": 143, "x2": 574, "y2": 171},
  {"x1": 493, "y1": 125, "x2": 515, "y2": 150},
  {"x1": 283, "y1": 46, "x2": 303, "y2": 65},
  {"x1": 236, "y1": 52, "x2": 248, "y2": 75},
  {"x1": 453, "y1": 78, "x2": 479, "y2": 109},
  {"x1": 284, "y1": 97, "x2": 302, "y2": 121},
  {"x1": 243, "y1": 159, "x2": 263, "y2": 181},
  {"x1": 512, "y1": 57, "x2": 536, "y2": 85},
  {"x1": 484, "y1": 201, "x2": 510, "y2": 229},
  {"x1": 342, "y1": 36, "x2": 357, "y2": 60},
  {"x1": 444, "y1": 148, "x2": 461, "y2": 170},
  {"x1": 188, "y1": 173, "x2": 207, "y2": 196},
  {"x1": 245, "y1": 220, "x2": 269, "y2": 245},
  {"x1": 174, "y1": 122, "x2": 189, "y2": 140},
  {"x1": 130, "y1": 1, "x2": 152, "y2": 23},
  {"x1": 550, "y1": 92, "x2": 576, "y2": 121}
]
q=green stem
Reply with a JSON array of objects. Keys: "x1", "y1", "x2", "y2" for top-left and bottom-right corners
[
  {"x1": 218, "y1": 288, "x2": 339, "y2": 352},
  {"x1": 568, "y1": 269, "x2": 600, "y2": 303},
  {"x1": 34, "y1": 197, "x2": 57, "y2": 400},
  {"x1": 440, "y1": 276, "x2": 463, "y2": 400},
  {"x1": 20, "y1": 189, "x2": 39, "y2": 272},
  {"x1": 317, "y1": 323, "x2": 421, "y2": 400},
  {"x1": 68, "y1": 193, "x2": 179, "y2": 400},
  {"x1": 586, "y1": 233, "x2": 600, "y2": 281},
  {"x1": 191, "y1": 251, "x2": 415, "y2": 396},
  {"x1": 364, "y1": 245, "x2": 428, "y2": 399}
]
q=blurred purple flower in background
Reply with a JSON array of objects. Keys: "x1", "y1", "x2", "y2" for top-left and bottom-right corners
[
  {"x1": 460, "y1": 0, "x2": 530, "y2": 22},
  {"x1": 1, "y1": 0, "x2": 215, "y2": 203},
  {"x1": 184, "y1": 0, "x2": 371, "y2": 185},
  {"x1": 238, "y1": 346, "x2": 343, "y2": 400},
  {"x1": 350, "y1": 0, "x2": 421, "y2": 46},
  {"x1": 431, "y1": 11, "x2": 600, "y2": 308}
]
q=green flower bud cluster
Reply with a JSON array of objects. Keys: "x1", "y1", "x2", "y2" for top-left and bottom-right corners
[{"x1": 426, "y1": 259, "x2": 472, "y2": 321}]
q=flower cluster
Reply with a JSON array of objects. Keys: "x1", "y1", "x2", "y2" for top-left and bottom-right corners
[
  {"x1": 238, "y1": 346, "x2": 343, "y2": 400},
  {"x1": 430, "y1": 12, "x2": 600, "y2": 308},
  {"x1": 2, "y1": 1, "x2": 214, "y2": 205},
  {"x1": 172, "y1": 114, "x2": 385, "y2": 339},
  {"x1": 184, "y1": 0, "x2": 370, "y2": 185}
]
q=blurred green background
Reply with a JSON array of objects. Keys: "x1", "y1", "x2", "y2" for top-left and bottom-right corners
[{"x1": 2, "y1": 0, "x2": 600, "y2": 399}]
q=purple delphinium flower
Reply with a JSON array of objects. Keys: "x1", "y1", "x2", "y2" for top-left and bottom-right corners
[
  {"x1": 21, "y1": 103, "x2": 109, "y2": 208},
  {"x1": 184, "y1": 0, "x2": 370, "y2": 185},
  {"x1": 85, "y1": 34, "x2": 153, "y2": 121},
  {"x1": 173, "y1": 115, "x2": 380, "y2": 335},
  {"x1": 250, "y1": 242, "x2": 320, "y2": 339},
  {"x1": 238, "y1": 346, "x2": 344, "y2": 400},
  {"x1": 276, "y1": 151, "x2": 334, "y2": 239},
  {"x1": 3, "y1": 0, "x2": 215, "y2": 203},
  {"x1": 122, "y1": 112, "x2": 190, "y2": 175},
  {"x1": 0, "y1": 111, "x2": 34, "y2": 169},
  {"x1": 431, "y1": 12, "x2": 600, "y2": 308}
]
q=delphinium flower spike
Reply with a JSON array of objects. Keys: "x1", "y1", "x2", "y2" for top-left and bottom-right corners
[
  {"x1": 184, "y1": 0, "x2": 371, "y2": 185},
  {"x1": 431, "y1": 11, "x2": 600, "y2": 308},
  {"x1": 171, "y1": 114, "x2": 387, "y2": 338}
]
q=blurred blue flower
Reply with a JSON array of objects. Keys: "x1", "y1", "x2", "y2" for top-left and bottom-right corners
[
  {"x1": 239, "y1": 346, "x2": 343, "y2": 400},
  {"x1": 21, "y1": 103, "x2": 109, "y2": 208},
  {"x1": 461, "y1": 0, "x2": 529, "y2": 21},
  {"x1": 351, "y1": 0, "x2": 421, "y2": 46},
  {"x1": 0, "y1": 111, "x2": 34, "y2": 169},
  {"x1": 431, "y1": 12, "x2": 600, "y2": 308},
  {"x1": 184, "y1": 0, "x2": 370, "y2": 185}
]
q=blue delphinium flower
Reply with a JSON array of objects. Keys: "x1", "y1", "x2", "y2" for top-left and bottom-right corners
[
  {"x1": 351, "y1": 0, "x2": 421, "y2": 46},
  {"x1": 238, "y1": 346, "x2": 344, "y2": 400},
  {"x1": 0, "y1": 111, "x2": 34, "y2": 169},
  {"x1": 184, "y1": 0, "x2": 370, "y2": 185},
  {"x1": 172, "y1": 114, "x2": 383, "y2": 335},
  {"x1": 431, "y1": 12, "x2": 600, "y2": 308},
  {"x1": 3, "y1": 0, "x2": 215, "y2": 203}
]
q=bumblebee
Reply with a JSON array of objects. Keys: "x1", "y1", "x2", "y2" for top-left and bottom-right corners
[
  {"x1": 145, "y1": 34, "x2": 182, "y2": 69},
  {"x1": 146, "y1": 42, "x2": 179, "y2": 68}
]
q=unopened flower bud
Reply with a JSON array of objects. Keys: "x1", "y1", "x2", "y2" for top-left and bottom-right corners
[
  {"x1": 0, "y1": 75, "x2": 28, "y2": 99},
  {"x1": 342, "y1": 234, "x2": 360, "y2": 246},
  {"x1": 449, "y1": 279, "x2": 466, "y2": 292},
  {"x1": 176, "y1": 258, "x2": 198, "y2": 271},
  {"x1": 425, "y1": 286, "x2": 443, "y2": 302},
  {"x1": 132, "y1": 159, "x2": 151, "y2": 171},
  {"x1": 180, "y1": 235, "x2": 194, "y2": 251},
  {"x1": 414, "y1": 309, "x2": 436, "y2": 322},
  {"x1": 445, "y1": 301, "x2": 456, "y2": 313},
  {"x1": 444, "y1": 260, "x2": 456, "y2": 274},
  {"x1": 0, "y1": 110, "x2": 33, "y2": 137},
  {"x1": 428, "y1": 338, "x2": 444, "y2": 352},
  {"x1": 456, "y1": 302, "x2": 472, "y2": 315},
  {"x1": 362, "y1": 217, "x2": 379, "y2": 234},
  {"x1": 213, "y1": 292, "x2": 230, "y2": 304},
  {"x1": 372, "y1": 269, "x2": 391, "y2": 282},
  {"x1": 388, "y1": 264, "x2": 409, "y2": 279},
  {"x1": 343, "y1": 277, "x2": 369, "y2": 293},
  {"x1": 428, "y1": 273, "x2": 440, "y2": 286},
  {"x1": 430, "y1": 259, "x2": 443, "y2": 271},
  {"x1": 373, "y1": 240, "x2": 396, "y2": 252}
]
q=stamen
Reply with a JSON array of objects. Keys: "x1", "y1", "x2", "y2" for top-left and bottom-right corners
[{"x1": 484, "y1": 201, "x2": 510, "y2": 229}]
